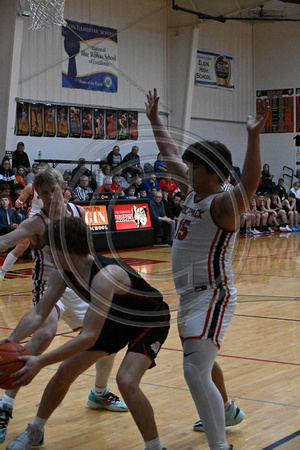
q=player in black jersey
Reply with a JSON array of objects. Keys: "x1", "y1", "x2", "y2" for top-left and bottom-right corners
[{"x1": 4, "y1": 217, "x2": 170, "y2": 450}]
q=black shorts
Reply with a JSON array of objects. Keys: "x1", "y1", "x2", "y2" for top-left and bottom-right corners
[{"x1": 88, "y1": 303, "x2": 170, "y2": 368}]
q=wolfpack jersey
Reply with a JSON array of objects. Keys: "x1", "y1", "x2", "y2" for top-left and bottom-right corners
[
  {"x1": 172, "y1": 192, "x2": 237, "y2": 296},
  {"x1": 31, "y1": 202, "x2": 81, "y2": 305}
]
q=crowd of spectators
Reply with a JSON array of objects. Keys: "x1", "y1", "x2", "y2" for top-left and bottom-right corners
[
  {"x1": 2, "y1": 145, "x2": 299, "y2": 245},
  {"x1": 239, "y1": 163, "x2": 300, "y2": 236}
]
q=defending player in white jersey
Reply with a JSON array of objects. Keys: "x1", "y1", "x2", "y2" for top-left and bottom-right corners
[{"x1": 146, "y1": 88, "x2": 269, "y2": 449}]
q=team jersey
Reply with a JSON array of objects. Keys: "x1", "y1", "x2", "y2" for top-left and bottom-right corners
[
  {"x1": 31, "y1": 202, "x2": 81, "y2": 305},
  {"x1": 63, "y1": 253, "x2": 168, "y2": 327},
  {"x1": 27, "y1": 185, "x2": 44, "y2": 218},
  {"x1": 172, "y1": 191, "x2": 238, "y2": 296}
]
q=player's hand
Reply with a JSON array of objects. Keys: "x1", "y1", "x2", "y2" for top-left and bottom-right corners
[
  {"x1": 15, "y1": 199, "x2": 23, "y2": 209},
  {"x1": 11, "y1": 355, "x2": 43, "y2": 387},
  {"x1": 247, "y1": 99, "x2": 270, "y2": 136},
  {"x1": 0, "y1": 338, "x2": 13, "y2": 346},
  {"x1": 145, "y1": 88, "x2": 160, "y2": 122}
]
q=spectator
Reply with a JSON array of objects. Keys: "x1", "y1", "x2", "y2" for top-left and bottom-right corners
[
  {"x1": 15, "y1": 166, "x2": 27, "y2": 187},
  {"x1": 222, "y1": 174, "x2": 234, "y2": 191},
  {"x1": 73, "y1": 175, "x2": 93, "y2": 201},
  {"x1": 283, "y1": 192, "x2": 300, "y2": 231},
  {"x1": 154, "y1": 152, "x2": 168, "y2": 179},
  {"x1": 10, "y1": 184, "x2": 28, "y2": 220},
  {"x1": 275, "y1": 178, "x2": 288, "y2": 201},
  {"x1": 0, "y1": 157, "x2": 16, "y2": 189},
  {"x1": 149, "y1": 190, "x2": 175, "y2": 245},
  {"x1": 143, "y1": 173, "x2": 161, "y2": 193},
  {"x1": 124, "y1": 185, "x2": 137, "y2": 199},
  {"x1": 139, "y1": 188, "x2": 148, "y2": 199},
  {"x1": 96, "y1": 164, "x2": 112, "y2": 188},
  {"x1": 0, "y1": 194, "x2": 21, "y2": 236},
  {"x1": 118, "y1": 171, "x2": 130, "y2": 190},
  {"x1": 95, "y1": 177, "x2": 114, "y2": 193},
  {"x1": 85, "y1": 169, "x2": 97, "y2": 192},
  {"x1": 147, "y1": 186, "x2": 158, "y2": 201},
  {"x1": 26, "y1": 162, "x2": 39, "y2": 184},
  {"x1": 106, "y1": 145, "x2": 123, "y2": 169},
  {"x1": 259, "y1": 163, "x2": 275, "y2": 194},
  {"x1": 12, "y1": 142, "x2": 31, "y2": 175},
  {"x1": 269, "y1": 191, "x2": 291, "y2": 231},
  {"x1": 290, "y1": 181, "x2": 300, "y2": 213},
  {"x1": 132, "y1": 176, "x2": 144, "y2": 198},
  {"x1": 71, "y1": 157, "x2": 87, "y2": 188},
  {"x1": 256, "y1": 194, "x2": 273, "y2": 234},
  {"x1": 63, "y1": 170, "x2": 72, "y2": 184},
  {"x1": 122, "y1": 146, "x2": 144, "y2": 178},
  {"x1": 111, "y1": 174, "x2": 125, "y2": 197},
  {"x1": 159, "y1": 173, "x2": 180, "y2": 197}
]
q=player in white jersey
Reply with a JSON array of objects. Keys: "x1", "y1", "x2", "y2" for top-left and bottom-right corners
[
  {"x1": 0, "y1": 168, "x2": 127, "y2": 443},
  {"x1": 146, "y1": 88, "x2": 270, "y2": 449}
]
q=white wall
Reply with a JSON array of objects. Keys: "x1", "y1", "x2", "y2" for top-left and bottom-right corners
[{"x1": 6, "y1": 0, "x2": 168, "y2": 169}]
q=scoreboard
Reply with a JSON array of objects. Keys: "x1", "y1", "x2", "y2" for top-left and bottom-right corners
[{"x1": 256, "y1": 89, "x2": 294, "y2": 133}]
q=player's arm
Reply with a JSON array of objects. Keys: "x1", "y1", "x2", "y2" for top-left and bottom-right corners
[
  {"x1": 0, "y1": 214, "x2": 43, "y2": 252},
  {"x1": 8, "y1": 270, "x2": 66, "y2": 344},
  {"x1": 146, "y1": 88, "x2": 189, "y2": 195},
  {"x1": 212, "y1": 100, "x2": 270, "y2": 230},
  {"x1": 13, "y1": 266, "x2": 131, "y2": 387}
]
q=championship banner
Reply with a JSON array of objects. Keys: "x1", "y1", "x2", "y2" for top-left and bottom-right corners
[
  {"x1": 114, "y1": 204, "x2": 151, "y2": 231},
  {"x1": 195, "y1": 50, "x2": 234, "y2": 89},
  {"x1": 82, "y1": 205, "x2": 109, "y2": 231},
  {"x1": 62, "y1": 20, "x2": 118, "y2": 92}
]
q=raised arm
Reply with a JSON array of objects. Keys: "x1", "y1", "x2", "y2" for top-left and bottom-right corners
[
  {"x1": 213, "y1": 99, "x2": 270, "y2": 230},
  {"x1": 146, "y1": 89, "x2": 189, "y2": 194}
]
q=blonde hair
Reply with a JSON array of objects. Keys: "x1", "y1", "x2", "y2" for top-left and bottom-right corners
[{"x1": 34, "y1": 167, "x2": 64, "y2": 194}]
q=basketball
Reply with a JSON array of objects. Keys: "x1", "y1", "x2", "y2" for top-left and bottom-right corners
[{"x1": 0, "y1": 342, "x2": 30, "y2": 390}]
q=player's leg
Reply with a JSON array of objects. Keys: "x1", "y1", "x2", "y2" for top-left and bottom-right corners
[
  {"x1": 193, "y1": 361, "x2": 245, "y2": 432},
  {"x1": 183, "y1": 338, "x2": 228, "y2": 449},
  {"x1": 0, "y1": 307, "x2": 58, "y2": 443},
  {"x1": 116, "y1": 352, "x2": 162, "y2": 448},
  {"x1": 87, "y1": 355, "x2": 128, "y2": 412},
  {"x1": 6, "y1": 350, "x2": 104, "y2": 450},
  {"x1": 57, "y1": 292, "x2": 128, "y2": 412}
]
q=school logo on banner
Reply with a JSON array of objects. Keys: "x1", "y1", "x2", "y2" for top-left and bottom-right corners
[
  {"x1": 195, "y1": 50, "x2": 234, "y2": 89},
  {"x1": 62, "y1": 20, "x2": 118, "y2": 92}
]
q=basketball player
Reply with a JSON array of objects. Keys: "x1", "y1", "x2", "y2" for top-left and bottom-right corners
[
  {"x1": 0, "y1": 168, "x2": 127, "y2": 444},
  {"x1": 5, "y1": 217, "x2": 169, "y2": 450},
  {"x1": 145, "y1": 88, "x2": 270, "y2": 449}
]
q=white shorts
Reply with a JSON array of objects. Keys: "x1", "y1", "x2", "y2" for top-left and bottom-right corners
[
  {"x1": 56, "y1": 288, "x2": 88, "y2": 331},
  {"x1": 177, "y1": 285, "x2": 237, "y2": 348}
]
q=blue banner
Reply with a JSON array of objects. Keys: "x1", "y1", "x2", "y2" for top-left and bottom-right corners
[{"x1": 62, "y1": 20, "x2": 118, "y2": 92}]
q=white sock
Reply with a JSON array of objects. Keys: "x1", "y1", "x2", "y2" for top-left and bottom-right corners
[
  {"x1": 0, "y1": 394, "x2": 15, "y2": 408},
  {"x1": 2, "y1": 253, "x2": 18, "y2": 273},
  {"x1": 224, "y1": 400, "x2": 231, "y2": 411},
  {"x1": 144, "y1": 436, "x2": 162, "y2": 449},
  {"x1": 94, "y1": 386, "x2": 108, "y2": 396},
  {"x1": 32, "y1": 415, "x2": 48, "y2": 431}
]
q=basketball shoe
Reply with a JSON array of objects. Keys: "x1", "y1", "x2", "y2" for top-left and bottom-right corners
[
  {"x1": 6, "y1": 423, "x2": 44, "y2": 450},
  {"x1": 0, "y1": 403, "x2": 12, "y2": 443},
  {"x1": 86, "y1": 387, "x2": 128, "y2": 412},
  {"x1": 193, "y1": 399, "x2": 245, "y2": 432}
]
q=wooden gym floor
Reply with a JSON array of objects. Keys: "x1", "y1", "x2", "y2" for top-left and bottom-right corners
[{"x1": 0, "y1": 231, "x2": 299, "y2": 449}]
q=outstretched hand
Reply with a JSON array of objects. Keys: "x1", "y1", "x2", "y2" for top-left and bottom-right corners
[
  {"x1": 145, "y1": 88, "x2": 160, "y2": 122},
  {"x1": 247, "y1": 99, "x2": 270, "y2": 136}
]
